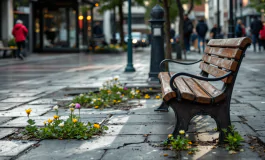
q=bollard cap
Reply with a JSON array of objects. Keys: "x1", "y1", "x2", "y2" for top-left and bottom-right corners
[{"x1": 150, "y1": 4, "x2": 164, "y2": 20}]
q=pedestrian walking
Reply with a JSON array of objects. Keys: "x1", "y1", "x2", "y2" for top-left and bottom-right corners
[
  {"x1": 210, "y1": 24, "x2": 219, "y2": 39},
  {"x1": 235, "y1": 19, "x2": 243, "y2": 37},
  {"x1": 241, "y1": 24, "x2": 246, "y2": 37},
  {"x1": 12, "y1": 20, "x2": 28, "y2": 60},
  {"x1": 196, "y1": 18, "x2": 208, "y2": 53},
  {"x1": 183, "y1": 14, "x2": 193, "y2": 53},
  {"x1": 259, "y1": 21, "x2": 265, "y2": 51},
  {"x1": 250, "y1": 17, "x2": 263, "y2": 52}
]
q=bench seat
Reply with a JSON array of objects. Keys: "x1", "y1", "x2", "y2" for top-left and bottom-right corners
[{"x1": 158, "y1": 72, "x2": 226, "y2": 104}]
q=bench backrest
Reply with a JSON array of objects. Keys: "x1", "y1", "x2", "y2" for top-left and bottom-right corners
[{"x1": 201, "y1": 37, "x2": 252, "y2": 84}]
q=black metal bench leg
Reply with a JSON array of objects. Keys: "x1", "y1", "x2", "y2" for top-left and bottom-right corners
[
  {"x1": 214, "y1": 113, "x2": 231, "y2": 143},
  {"x1": 154, "y1": 101, "x2": 169, "y2": 112},
  {"x1": 170, "y1": 102, "x2": 190, "y2": 137}
]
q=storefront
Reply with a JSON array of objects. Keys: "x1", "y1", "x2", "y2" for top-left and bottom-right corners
[{"x1": 30, "y1": 0, "x2": 96, "y2": 52}]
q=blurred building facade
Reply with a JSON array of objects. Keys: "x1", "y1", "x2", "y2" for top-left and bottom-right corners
[
  {"x1": 207, "y1": 0, "x2": 261, "y2": 38},
  {"x1": 0, "y1": 0, "x2": 14, "y2": 41}
]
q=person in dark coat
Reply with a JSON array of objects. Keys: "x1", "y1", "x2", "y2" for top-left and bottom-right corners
[
  {"x1": 250, "y1": 17, "x2": 263, "y2": 52},
  {"x1": 210, "y1": 24, "x2": 219, "y2": 39},
  {"x1": 183, "y1": 14, "x2": 193, "y2": 52},
  {"x1": 12, "y1": 20, "x2": 28, "y2": 60},
  {"x1": 196, "y1": 18, "x2": 208, "y2": 53}
]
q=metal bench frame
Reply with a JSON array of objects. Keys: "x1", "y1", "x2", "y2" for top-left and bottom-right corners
[{"x1": 157, "y1": 38, "x2": 251, "y2": 143}]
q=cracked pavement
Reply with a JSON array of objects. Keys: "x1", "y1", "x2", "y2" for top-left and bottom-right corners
[{"x1": 0, "y1": 48, "x2": 264, "y2": 159}]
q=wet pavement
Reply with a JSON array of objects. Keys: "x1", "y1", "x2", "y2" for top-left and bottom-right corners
[{"x1": 0, "y1": 47, "x2": 264, "y2": 159}]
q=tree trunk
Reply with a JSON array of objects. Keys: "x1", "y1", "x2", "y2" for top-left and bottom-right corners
[
  {"x1": 163, "y1": 0, "x2": 172, "y2": 60},
  {"x1": 176, "y1": 0, "x2": 184, "y2": 50},
  {"x1": 118, "y1": 2, "x2": 125, "y2": 46}
]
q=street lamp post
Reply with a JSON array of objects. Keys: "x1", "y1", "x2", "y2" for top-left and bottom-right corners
[
  {"x1": 148, "y1": 4, "x2": 165, "y2": 82},
  {"x1": 228, "y1": 0, "x2": 234, "y2": 38},
  {"x1": 217, "y1": 0, "x2": 220, "y2": 37},
  {"x1": 125, "y1": 0, "x2": 135, "y2": 72}
]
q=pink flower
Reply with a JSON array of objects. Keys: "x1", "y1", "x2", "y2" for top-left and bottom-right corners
[
  {"x1": 75, "y1": 103, "x2": 81, "y2": 109},
  {"x1": 123, "y1": 87, "x2": 128, "y2": 90}
]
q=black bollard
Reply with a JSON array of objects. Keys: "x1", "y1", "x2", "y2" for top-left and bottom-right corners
[{"x1": 148, "y1": 4, "x2": 165, "y2": 82}]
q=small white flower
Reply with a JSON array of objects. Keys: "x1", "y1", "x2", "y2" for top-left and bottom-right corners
[
  {"x1": 69, "y1": 103, "x2": 75, "y2": 107},
  {"x1": 116, "y1": 92, "x2": 121, "y2": 95},
  {"x1": 53, "y1": 105, "x2": 59, "y2": 110},
  {"x1": 90, "y1": 101, "x2": 94, "y2": 104},
  {"x1": 185, "y1": 134, "x2": 189, "y2": 138},
  {"x1": 93, "y1": 99, "x2": 97, "y2": 102},
  {"x1": 79, "y1": 94, "x2": 84, "y2": 97},
  {"x1": 58, "y1": 122, "x2": 64, "y2": 127},
  {"x1": 114, "y1": 76, "x2": 119, "y2": 80},
  {"x1": 108, "y1": 77, "x2": 113, "y2": 81}
]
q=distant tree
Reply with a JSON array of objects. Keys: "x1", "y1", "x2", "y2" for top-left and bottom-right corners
[
  {"x1": 248, "y1": 0, "x2": 265, "y2": 13},
  {"x1": 99, "y1": 0, "x2": 144, "y2": 46}
]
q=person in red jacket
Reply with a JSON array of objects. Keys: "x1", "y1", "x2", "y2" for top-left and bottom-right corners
[
  {"x1": 12, "y1": 20, "x2": 28, "y2": 60},
  {"x1": 259, "y1": 22, "x2": 265, "y2": 51}
]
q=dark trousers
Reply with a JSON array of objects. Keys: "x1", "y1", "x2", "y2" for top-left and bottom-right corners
[
  {"x1": 184, "y1": 35, "x2": 191, "y2": 52},
  {"x1": 16, "y1": 41, "x2": 25, "y2": 57}
]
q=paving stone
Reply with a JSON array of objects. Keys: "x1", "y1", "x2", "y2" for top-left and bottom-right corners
[
  {"x1": 258, "y1": 137, "x2": 265, "y2": 145},
  {"x1": 0, "y1": 97, "x2": 38, "y2": 103},
  {"x1": 244, "y1": 115, "x2": 265, "y2": 131},
  {"x1": 0, "y1": 105, "x2": 51, "y2": 117},
  {"x1": 106, "y1": 124, "x2": 174, "y2": 135},
  {"x1": 236, "y1": 96, "x2": 265, "y2": 103},
  {"x1": 28, "y1": 98, "x2": 57, "y2": 105},
  {"x1": 0, "y1": 118, "x2": 12, "y2": 124},
  {"x1": 249, "y1": 102, "x2": 265, "y2": 111},
  {"x1": 230, "y1": 104, "x2": 260, "y2": 116},
  {"x1": 0, "y1": 141, "x2": 36, "y2": 157},
  {"x1": 0, "y1": 156, "x2": 12, "y2": 160},
  {"x1": 17, "y1": 140, "x2": 105, "y2": 160},
  {"x1": 233, "y1": 122, "x2": 258, "y2": 141},
  {"x1": 147, "y1": 132, "x2": 219, "y2": 143},
  {"x1": 0, "y1": 128, "x2": 16, "y2": 139},
  {"x1": 257, "y1": 131, "x2": 265, "y2": 137},
  {"x1": 101, "y1": 143, "x2": 177, "y2": 160},
  {"x1": 6, "y1": 93, "x2": 42, "y2": 97},
  {"x1": 0, "y1": 116, "x2": 106, "y2": 127},
  {"x1": 180, "y1": 144, "x2": 261, "y2": 160},
  {"x1": 232, "y1": 91, "x2": 254, "y2": 96},
  {"x1": 0, "y1": 103, "x2": 22, "y2": 111},
  {"x1": 108, "y1": 114, "x2": 175, "y2": 124},
  {"x1": 82, "y1": 135, "x2": 145, "y2": 150}
]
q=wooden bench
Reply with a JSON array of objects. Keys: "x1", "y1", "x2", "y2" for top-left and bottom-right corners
[
  {"x1": 0, "y1": 41, "x2": 17, "y2": 58},
  {"x1": 158, "y1": 37, "x2": 252, "y2": 143}
]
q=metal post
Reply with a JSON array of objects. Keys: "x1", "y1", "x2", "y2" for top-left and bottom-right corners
[
  {"x1": 148, "y1": 4, "x2": 165, "y2": 82},
  {"x1": 228, "y1": 0, "x2": 234, "y2": 38},
  {"x1": 240, "y1": 0, "x2": 243, "y2": 20},
  {"x1": 125, "y1": 0, "x2": 135, "y2": 72},
  {"x1": 217, "y1": 0, "x2": 220, "y2": 37}
]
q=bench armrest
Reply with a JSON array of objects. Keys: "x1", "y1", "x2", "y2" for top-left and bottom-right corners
[
  {"x1": 160, "y1": 59, "x2": 202, "y2": 71},
  {"x1": 169, "y1": 71, "x2": 232, "y2": 92}
]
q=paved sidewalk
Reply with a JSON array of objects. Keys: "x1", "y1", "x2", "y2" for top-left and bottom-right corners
[{"x1": 0, "y1": 48, "x2": 264, "y2": 159}]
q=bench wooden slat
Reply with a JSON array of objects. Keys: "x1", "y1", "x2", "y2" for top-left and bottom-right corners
[
  {"x1": 202, "y1": 54, "x2": 238, "y2": 71},
  {"x1": 204, "y1": 47, "x2": 242, "y2": 60},
  {"x1": 199, "y1": 62, "x2": 233, "y2": 83},
  {"x1": 182, "y1": 77, "x2": 211, "y2": 104},
  {"x1": 170, "y1": 73, "x2": 195, "y2": 101},
  {"x1": 192, "y1": 78, "x2": 226, "y2": 103},
  {"x1": 207, "y1": 37, "x2": 252, "y2": 48},
  {"x1": 158, "y1": 72, "x2": 176, "y2": 101}
]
